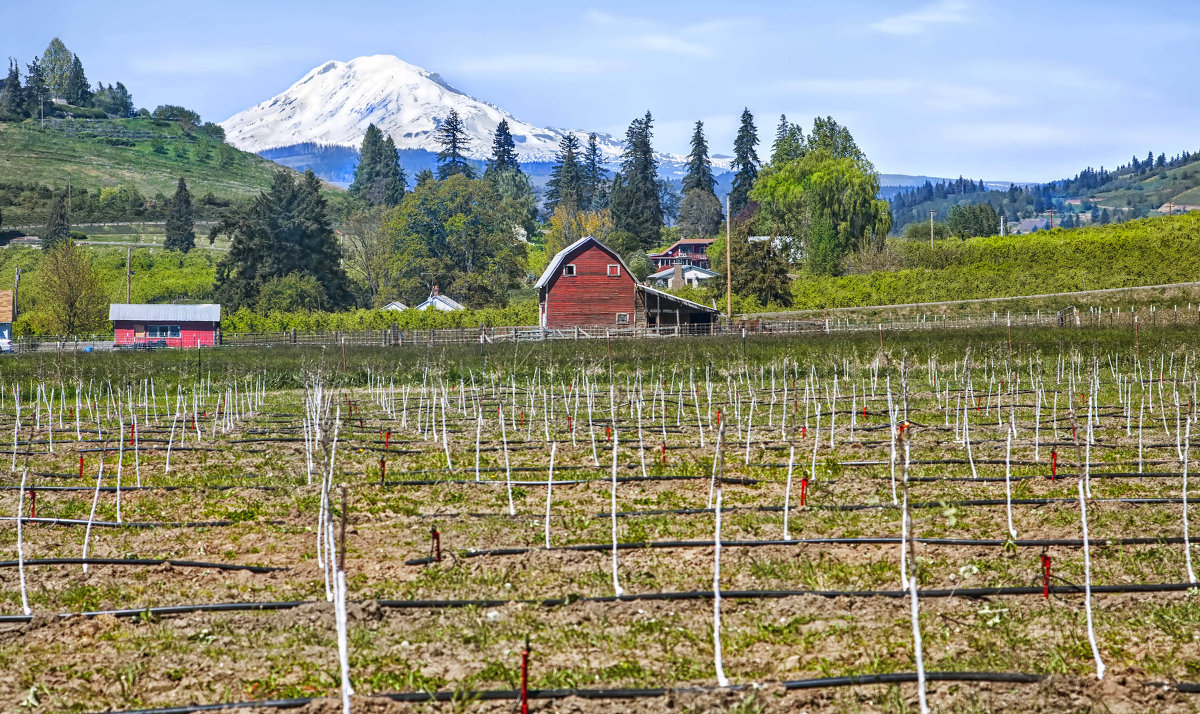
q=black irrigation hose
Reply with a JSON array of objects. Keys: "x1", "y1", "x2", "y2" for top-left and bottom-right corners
[
  {"x1": 0, "y1": 517, "x2": 285, "y2": 529},
  {"x1": 403, "y1": 535, "x2": 1200, "y2": 565},
  {"x1": 0, "y1": 557, "x2": 287, "y2": 573},
  {"x1": 406, "y1": 496, "x2": 1200, "y2": 521},
  {"x1": 8, "y1": 580, "x2": 1200, "y2": 625},
  {"x1": 92, "y1": 671, "x2": 1055, "y2": 713}
]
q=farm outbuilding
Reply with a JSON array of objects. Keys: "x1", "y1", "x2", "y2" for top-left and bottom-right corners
[
  {"x1": 110, "y1": 304, "x2": 221, "y2": 348},
  {"x1": 415, "y1": 286, "x2": 466, "y2": 312},
  {"x1": 535, "y1": 236, "x2": 719, "y2": 329}
]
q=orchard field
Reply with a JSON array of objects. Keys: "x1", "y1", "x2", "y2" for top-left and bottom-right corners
[{"x1": 3, "y1": 328, "x2": 1200, "y2": 713}]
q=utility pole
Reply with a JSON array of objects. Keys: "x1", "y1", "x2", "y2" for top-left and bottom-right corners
[
  {"x1": 929, "y1": 210, "x2": 935, "y2": 248},
  {"x1": 1048, "y1": 207, "x2": 1054, "y2": 230},
  {"x1": 725, "y1": 195, "x2": 732, "y2": 327},
  {"x1": 125, "y1": 247, "x2": 131, "y2": 302},
  {"x1": 13, "y1": 267, "x2": 19, "y2": 324},
  {"x1": 67, "y1": 174, "x2": 72, "y2": 216},
  {"x1": 1168, "y1": 202, "x2": 1174, "y2": 216}
]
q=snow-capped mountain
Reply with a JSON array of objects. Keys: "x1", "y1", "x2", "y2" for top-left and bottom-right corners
[{"x1": 221, "y1": 54, "x2": 627, "y2": 164}]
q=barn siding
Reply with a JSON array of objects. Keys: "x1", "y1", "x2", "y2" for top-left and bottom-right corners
[
  {"x1": 541, "y1": 244, "x2": 637, "y2": 328},
  {"x1": 114, "y1": 321, "x2": 218, "y2": 348}
]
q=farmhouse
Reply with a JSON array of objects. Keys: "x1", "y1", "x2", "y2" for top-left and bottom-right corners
[
  {"x1": 535, "y1": 236, "x2": 719, "y2": 329},
  {"x1": 414, "y1": 286, "x2": 466, "y2": 312},
  {"x1": 648, "y1": 237, "x2": 715, "y2": 270},
  {"x1": 110, "y1": 303, "x2": 221, "y2": 348},
  {"x1": 648, "y1": 264, "x2": 720, "y2": 289}
]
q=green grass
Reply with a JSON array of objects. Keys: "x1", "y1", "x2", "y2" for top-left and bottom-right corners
[{"x1": 0, "y1": 117, "x2": 306, "y2": 226}]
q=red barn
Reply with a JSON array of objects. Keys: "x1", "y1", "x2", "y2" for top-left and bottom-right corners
[
  {"x1": 535, "y1": 236, "x2": 719, "y2": 329},
  {"x1": 110, "y1": 304, "x2": 221, "y2": 348}
]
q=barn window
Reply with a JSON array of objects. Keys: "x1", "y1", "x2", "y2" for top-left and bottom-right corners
[
  {"x1": 147, "y1": 325, "x2": 181, "y2": 338},
  {"x1": 607, "y1": 264, "x2": 621, "y2": 276},
  {"x1": 563, "y1": 264, "x2": 577, "y2": 277},
  {"x1": 615, "y1": 313, "x2": 630, "y2": 325}
]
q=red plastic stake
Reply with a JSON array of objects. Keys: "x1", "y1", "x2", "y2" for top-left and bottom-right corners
[
  {"x1": 606, "y1": 425, "x2": 612, "y2": 441},
  {"x1": 1041, "y1": 553, "x2": 1052, "y2": 598},
  {"x1": 661, "y1": 442, "x2": 667, "y2": 465},
  {"x1": 28, "y1": 489, "x2": 35, "y2": 519},
  {"x1": 385, "y1": 430, "x2": 391, "y2": 451},
  {"x1": 801, "y1": 425, "x2": 807, "y2": 439},
  {"x1": 129, "y1": 424, "x2": 135, "y2": 446},
  {"x1": 519, "y1": 638, "x2": 531, "y2": 714},
  {"x1": 379, "y1": 457, "x2": 386, "y2": 484},
  {"x1": 520, "y1": 412, "x2": 525, "y2": 426},
  {"x1": 1051, "y1": 449, "x2": 1058, "y2": 480},
  {"x1": 800, "y1": 477, "x2": 808, "y2": 507},
  {"x1": 431, "y1": 527, "x2": 442, "y2": 562},
  {"x1": 567, "y1": 415, "x2": 573, "y2": 433},
  {"x1": 716, "y1": 410, "x2": 721, "y2": 426},
  {"x1": 79, "y1": 455, "x2": 84, "y2": 478}
]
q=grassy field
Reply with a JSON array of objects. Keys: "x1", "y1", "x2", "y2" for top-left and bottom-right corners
[{"x1": 1, "y1": 328, "x2": 1200, "y2": 711}]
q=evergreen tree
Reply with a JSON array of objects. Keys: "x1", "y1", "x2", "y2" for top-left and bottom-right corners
[
  {"x1": 773, "y1": 115, "x2": 789, "y2": 155},
  {"x1": 41, "y1": 38, "x2": 72, "y2": 99},
  {"x1": 435, "y1": 109, "x2": 474, "y2": 179},
  {"x1": 678, "y1": 189, "x2": 723, "y2": 237},
  {"x1": 729, "y1": 108, "x2": 760, "y2": 214},
  {"x1": 212, "y1": 170, "x2": 353, "y2": 310},
  {"x1": 486, "y1": 119, "x2": 520, "y2": 176},
  {"x1": 545, "y1": 133, "x2": 582, "y2": 214},
  {"x1": 164, "y1": 178, "x2": 195, "y2": 252},
  {"x1": 415, "y1": 168, "x2": 435, "y2": 188},
  {"x1": 0, "y1": 59, "x2": 23, "y2": 118},
  {"x1": 581, "y1": 133, "x2": 610, "y2": 210},
  {"x1": 682, "y1": 120, "x2": 716, "y2": 195},
  {"x1": 64, "y1": 54, "x2": 90, "y2": 106},
  {"x1": 350, "y1": 124, "x2": 406, "y2": 207},
  {"x1": 23, "y1": 57, "x2": 47, "y2": 119},
  {"x1": 43, "y1": 192, "x2": 70, "y2": 250},
  {"x1": 609, "y1": 112, "x2": 662, "y2": 250}
]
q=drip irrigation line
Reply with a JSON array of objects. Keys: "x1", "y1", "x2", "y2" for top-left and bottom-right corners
[
  {"x1": 10, "y1": 580, "x2": 1200, "y2": 625},
  {"x1": 0, "y1": 557, "x2": 287, "y2": 573},
  {"x1": 403, "y1": 534, "x2": 1200, "y2": 565},
  {"x1": 88, "y1": 671, "x2": 1055, "y2": 713},
  {"x1": 0, "y1": 484, "x2": 284, "y2": 493},
  {"x1": 0, "y1": 517, "x2": 285, "y2": 529}
]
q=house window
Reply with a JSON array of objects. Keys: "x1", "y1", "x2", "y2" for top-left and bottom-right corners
[
  {"x1": 147, "y1": 325, "x2": 181, "y2": 339},
  {"x1": 607, "y1": 264, "x2": 621, "y2": 277},
  {"x1": 563, "y1": 264, "x2": 577, "y2": 277},
  {"x1": 615, "y1": 313, "x2": 630, "y2": 325}
]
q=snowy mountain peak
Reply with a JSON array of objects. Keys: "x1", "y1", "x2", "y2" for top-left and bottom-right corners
[{"x1": 220, "y1": 54, "x2": 625, "y2": 163}]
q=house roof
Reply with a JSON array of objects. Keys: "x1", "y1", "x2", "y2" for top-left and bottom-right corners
[
  {"x1": 648, "y1": 266, "x2": 720, "y2": 280},
  {"x1": 381, "y1": 300, "x2": 408, "y2": 311},
  {"x1": 109, "y1": 303, "x2": 221, "y2": 322},
  {"x1": 416, "y1": 294, "x2": 466, "y2": 311},
  {"x1": 638, "y1": 284, "x2": 720, "y2": 314},
  {"x1": 650, "y1": 238, "x2": 716, "y2": 257},
  {"x1": 534, "y1": 236, "x2": 633, "y2": 290}
]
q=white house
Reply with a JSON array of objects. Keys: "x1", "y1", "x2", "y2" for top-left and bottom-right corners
[
  {"x1": 648, "y1": 264, "x2": 720, "y2": 289},
  {"x1": 381, "y1": 300, "x2": 408, "y2": 311},
  {"x1": 415, "y1": 285, "x2": 467, "y2": 312}
]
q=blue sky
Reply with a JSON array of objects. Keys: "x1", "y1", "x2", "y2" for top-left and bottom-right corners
[{"x1": 2, "y1": 0, "x2": 1197, "y2": 181}]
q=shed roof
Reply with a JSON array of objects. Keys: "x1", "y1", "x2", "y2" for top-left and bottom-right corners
[
  {"x1": 638, "y1": 285, "x2": 720, "y2": 314},
  {"x1": 109, "y1": 304, "x2": 222, "y2": 322}
]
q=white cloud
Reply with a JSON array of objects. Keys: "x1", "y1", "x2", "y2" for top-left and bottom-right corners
[
  {"x1": 453, "y1": 54, "x2": 622, "y2": 75},
  {"x1": 870, "y1": 0, "x2": 972, "y2": 36},
  {"x1": 632, "y1": 35, "x2": 713, "y2": 57},
  {"x1": 585, "y1": 9, "x2": 756, "y2": 57}
]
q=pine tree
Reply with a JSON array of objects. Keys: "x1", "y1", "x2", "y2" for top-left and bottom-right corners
[
  {"x1": 64, "y1": 54, "x2": 90, "y2": 106},
  {"x1": 545, "y1": 133, "x2": 582, "y2": 214},
  {"x1": 729, "y1": 108, "x2": 760, "y2": 214},
  {"x1": 773, "y1": 115, "x2": 789, "y2": 155},
  {"x1": 41, "y1": 38, "x2": 72, "y2": 99},
  {"x1": 0, "y1": 59, "x2": 23, "y2": 118},
  {"x1": 682, "y1": 120, "x2": 716, "y2": 195},
  {"x1": 415, "y1": 169, "x2": 435, "y2": 188},
  {"x1": 350, "y1": 125, "x2": 406, "y2": 207},
  {"x1": 164, "y1": 178, "x2": 195, "y2": 252},
  {"x1": 609, "y1": 111, "x2": 663, "y2": 250},
  {"x1": 212, "y1": 170, "x2": 353, "y2": 310},
  {"x1": 486, "y1": 119, "x2": 520, "y2": 176},
  {"x1": 43, "y1": 192, "x2": 70, "y2": 250},
  {"x1": 23, "y1": 57, "x2": 47, "y2": 120},
  {"x1": 435, "y1": 109, "x2": 474, "y2": 179},
  {"x1": 581, "y1": 133, "x2": 610, "y2": 210}
]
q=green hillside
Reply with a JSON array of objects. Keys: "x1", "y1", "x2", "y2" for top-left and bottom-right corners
[
  {"x1": 791, "y1": 213, "x2": 1200, "y2": 309},
  {"x1": 0, "y1": 117, "x2": 298, "y2": 227}
]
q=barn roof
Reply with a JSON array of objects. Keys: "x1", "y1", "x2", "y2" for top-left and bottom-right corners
[
  {"x1": 109, "y1": 304, "x2": 222, "y2": 322},
  {"x1": 534, "y1": 236, "x2": 633, "y2": 289}
]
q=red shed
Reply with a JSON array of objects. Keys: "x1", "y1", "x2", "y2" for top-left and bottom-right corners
[
  {"x1": 110, "y1": 304, "x2": 221, "y2": 348},
  {"x1": 536, "y1": 236, "x2": 719, "y2": 329}
]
